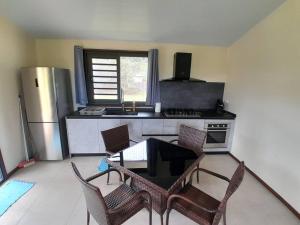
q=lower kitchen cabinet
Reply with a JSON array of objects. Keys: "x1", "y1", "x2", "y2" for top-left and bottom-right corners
[
  {"x1": 66, "y1": 117, "x2": 233, "y2": 155},
  {"x1": 141, "y1": 119, "x2": 164, "y2": 135},
  {"x1": 66, "y1": 119, "x2": 101, "y2": 154},
  {"x1": 120, "y1": 119, "x2": 143, "y2": 142}
]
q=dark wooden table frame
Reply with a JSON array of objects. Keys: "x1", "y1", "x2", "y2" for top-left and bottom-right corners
[{"x1": 106, "y1": 148, "x2": 204, "y2": 225}]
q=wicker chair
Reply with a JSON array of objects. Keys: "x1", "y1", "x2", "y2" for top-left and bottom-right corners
[
  {"x1": 71, "y1": 162, "x2": 152, "y2": 225},
  {"x1": 166, "y1": 162, "x2": 245, "y2": 225},
  {"x1": 101, "y1": 125, "x2": 138, "y2": 184},
  {"x1": 170, "y1": 124, "x2": 207, "y2": 183}
]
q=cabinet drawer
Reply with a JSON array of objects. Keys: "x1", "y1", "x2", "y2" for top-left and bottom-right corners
[
  {"x1": 153, "y1": 135, "x2": 178, "y2": 143},
  {"x1": 98, "y1": 119, "x2": 120, "y2": 130},
  {"x1": 163, "y1": 119, "x2": 205, "y2": 134},
  {"x1": 142, "y1": 119, "x2": 163, "y2": 135}
]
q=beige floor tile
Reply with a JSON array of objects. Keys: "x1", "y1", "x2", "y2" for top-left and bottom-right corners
[{"x1": 0, "y1": 155, "x2": 298, "y2": 225}]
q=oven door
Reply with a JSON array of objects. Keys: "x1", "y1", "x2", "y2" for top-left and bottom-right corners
[{"x1": 204, "y1": 128, "x2": 229, "y2": 148}]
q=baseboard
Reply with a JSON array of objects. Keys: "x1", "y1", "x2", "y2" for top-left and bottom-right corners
[
  {"x1": 204, "y1": 151, "x2": 229, "y2": 155},
  {"x1": 7, "y1": 167, "x2": 19, "y2": 178},
  {"x1": 70, "y1": 153, "x2": 107, "y2": 157},
  {"x1": 228, "y1": 153, "x2": 300, "y2": 219},
  {"x1": 0, "y1": 167, "x2": 19, "y2": 186}
]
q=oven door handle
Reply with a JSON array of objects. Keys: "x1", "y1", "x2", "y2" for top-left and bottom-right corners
[{"x1": 206, "y1": 129, "x2": 229, "y2": 132}]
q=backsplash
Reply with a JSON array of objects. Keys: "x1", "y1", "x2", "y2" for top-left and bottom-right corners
[{"x1": 159, "y1": 81, "x2": 224, "y2": 110}]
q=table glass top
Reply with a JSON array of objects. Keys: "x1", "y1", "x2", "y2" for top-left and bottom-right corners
[{"x1": 108, "y1": 138, "x2": 199, "y2": 190}]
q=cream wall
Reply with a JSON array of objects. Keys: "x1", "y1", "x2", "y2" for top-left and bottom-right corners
[
  {"x1": 0, "y1": 17, "x2": 36, "y2": 173},
  {"x1": 35, "y1": 39, "x2": 228, "y2": 106},
  {"x1": 225, "y1": 0, "x2": 300, "y2": 211}
]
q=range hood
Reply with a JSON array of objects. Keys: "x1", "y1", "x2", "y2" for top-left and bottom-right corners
[
  {"x1": 162, "y1": 52, "x2": 206, "y2": 82},
  {"x1": 173, "y1": 52, "x2": 192, "y2": 80}
]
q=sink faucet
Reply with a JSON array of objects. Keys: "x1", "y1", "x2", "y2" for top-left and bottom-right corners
[{"x1": 120, "y1": 88, "x2": 125, "y2": 111}]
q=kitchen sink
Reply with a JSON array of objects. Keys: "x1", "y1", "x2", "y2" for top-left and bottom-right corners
[{"x1": 103, "y1": 110, "x2": 138, "y2": 116}]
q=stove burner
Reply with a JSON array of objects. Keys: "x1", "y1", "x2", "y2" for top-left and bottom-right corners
[{"x1": 164, "y1": 108, "x2": 203, "y2": 117}]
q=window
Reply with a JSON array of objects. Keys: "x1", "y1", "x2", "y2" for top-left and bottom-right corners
[{"x1": 84, "y1": 49, "x2": 148, "y2": 105}]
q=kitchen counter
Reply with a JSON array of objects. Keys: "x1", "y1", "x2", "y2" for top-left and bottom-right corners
[
  {"x1": 66, "y1": 109, "x2": 236, "y2": 155},
  {"x1": 66, "y1": 110, "x2": 236, "y2": 120}
]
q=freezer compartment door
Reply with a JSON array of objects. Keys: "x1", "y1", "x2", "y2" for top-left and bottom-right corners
[
  {"x1": 21, "y1": 67, "x2": 58, "y2": 122},
  {"x1": 29, "y1": 123, "x2": 63, "y2": 160},
  {"x1": 53, "y1": 68, "x2": 74, "y2": 119}
]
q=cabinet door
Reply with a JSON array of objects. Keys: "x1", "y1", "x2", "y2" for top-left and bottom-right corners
[
  {"x1": 120, "y1": 119, "x2": 143, "y2": 142},
  {"x1": 179, "y1": 119, "x2": 205, "y2": 130},
  {"x1": 163, "y1": 119, "x2": 205, "y2": 134},
  {"x1": 163, "y1": 119, "x2": 179, "y2": 134},
  {"x1": 154, "y1": 136, "x2": 178, "y2": 143},
  {"x1": 142, "y1": 119, "x2": 163, "y2": 135},
  {"x1": 98, "y1": 119, "x2": 120, "y2": 153},
  {"x1": 66, "y1": 119, "x2": 100, "y2": 154}
]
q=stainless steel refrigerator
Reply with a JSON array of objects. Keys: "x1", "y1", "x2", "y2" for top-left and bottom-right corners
[{"x1": 21, "y1": 67, "x2": 73, "y2": 160}]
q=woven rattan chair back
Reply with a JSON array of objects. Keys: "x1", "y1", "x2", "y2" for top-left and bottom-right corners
[
  {"x1": 212, "y1": 162, "x2": 245, "y2": 225},
  {"x1": 178, "y1": 124, "x2": 207, "y2": 155},
  {"x1": 101, "y1": 125, "x2": 130, "y2": 154},
  {"x1": 71, "y1": 163, "x2": 110, "y2": 225}
]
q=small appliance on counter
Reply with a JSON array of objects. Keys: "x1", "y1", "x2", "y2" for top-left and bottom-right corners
[
  {"x1": 79, "y1": 106, "x2": 106, "y2": 115},
  {"x1": 155, "y1": 102, "x2": 161, "y2": 113},
  {"x1": 216, "y1": 99, "x2": 225, "y2": 112}
]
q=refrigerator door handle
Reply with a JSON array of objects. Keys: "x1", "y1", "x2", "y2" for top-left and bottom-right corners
[{"x1": 35, "y1": 78, "x2": 39, "y2": 87}]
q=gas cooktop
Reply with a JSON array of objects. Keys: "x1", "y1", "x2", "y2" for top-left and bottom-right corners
[
  {"x1": 163, "y1": 108, "x2": 226, "y2": 118},
  {"x1": 163, "y1": 108, "x2": 203, "y2": 117}
]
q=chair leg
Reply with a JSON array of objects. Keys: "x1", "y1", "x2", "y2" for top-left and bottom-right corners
[
  {"x1": 106, "y1": 171, "x2": 110, "y2": 184},
  {"x1": 106, "y1": 163, "x2": 111, "y2": 184},
  {"x1": 87, "y1": 210, "x2": 90, "y2": 225},
  {"x1": 223, "y1": 206, "x2": 227, "y2": 225},
  {"x1": 149, "y1": 207, "x2": 152, "y2": 225},
  {"x1": 196, "y1": 164, "x2": 200, "y2": 184},
  {"x1": 166, "y1": 209, "x2": 171, "y2": 225},
  {"x1": 160, "y1": 214, "x2": 164, "y2": 225}
]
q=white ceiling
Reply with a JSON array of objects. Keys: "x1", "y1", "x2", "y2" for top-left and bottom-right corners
[{"x1": 0, "y1": 0, "x2": 285, "y2": 46}]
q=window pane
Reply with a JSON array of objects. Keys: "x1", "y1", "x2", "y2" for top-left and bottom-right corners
[
  {"x1": 94, "y1": 95, "x2": 118, "y2": 100},
  {"x1": 93, "y1": 77, "x2": 117, "y2": 83},
  {"x1": 93, "y1": 71, "x2": 117, "y2": 77},
  {"x1": 92, "y1": 58, "x2": 117, "y2": 64},
  {"x1": 94, "y1": 89, "x2": 118, "y2": 94},
  {"x1": 92, "y1": 65, "x2": 117, "y2": 71},
  {"x1": 94, "y1": 83, "x2": 118, "y2": 89},
  {"x1": 120, "y1": 57, "x2": 148, "y2": 102}
]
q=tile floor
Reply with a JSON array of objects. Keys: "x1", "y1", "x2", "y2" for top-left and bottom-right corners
[{"x1": 0, "y1": 155, "x2": 299, "y2": 225}]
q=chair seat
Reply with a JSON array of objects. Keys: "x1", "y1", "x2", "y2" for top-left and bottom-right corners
[
  {"x1": 172, "y1": 184, "x2": 220, "y2": 225},
  {"x1": 104, "y1": 183, "x2": 146, "y2": 225},
  {"x1": 104, "y1": 183, "x2": 136, "y2": 209}
]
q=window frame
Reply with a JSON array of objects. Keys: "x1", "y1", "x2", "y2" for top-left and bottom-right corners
[{"x1": 84, "y1": 49, "x2": 148, "y2": 106}]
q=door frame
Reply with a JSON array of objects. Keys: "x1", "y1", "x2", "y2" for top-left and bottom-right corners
[{"x1": 0, "y1": 148, "x2": 7, "y2": 184}]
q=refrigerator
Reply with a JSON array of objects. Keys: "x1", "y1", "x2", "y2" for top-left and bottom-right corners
[{"x1": 21, "y1": 67, "x2": 73, "y2": 160}]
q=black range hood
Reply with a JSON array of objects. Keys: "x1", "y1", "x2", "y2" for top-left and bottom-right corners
[
  {"x1": 163, "y1": 52, "x2": 206, "y2": 82},
  {"x1": 173, "y1": 52, "x2": 192, "y2": 80}
]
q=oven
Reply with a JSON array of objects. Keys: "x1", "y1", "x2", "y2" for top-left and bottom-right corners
[{"x1": 204, "y1": 122, "x2": 231, "y2": 148}]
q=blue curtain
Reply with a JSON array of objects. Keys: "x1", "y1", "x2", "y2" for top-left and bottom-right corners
[
  {"x1": 74, "y1": 46, "x2": 88, "y2": 105},
  {"x1": 146, "y1": 49, "x2": 160, "y2": 105}
]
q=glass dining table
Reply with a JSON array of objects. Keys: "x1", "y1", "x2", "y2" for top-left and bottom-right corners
[{"x1": 106, "y1": 138, "x2": 204, "y2": 224}]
